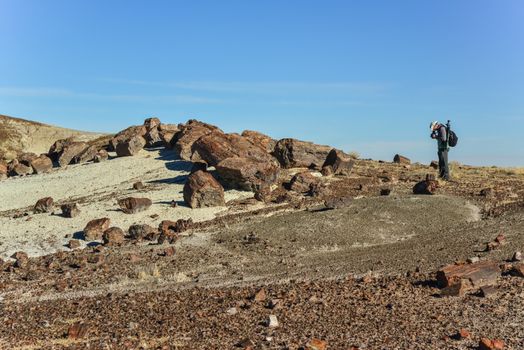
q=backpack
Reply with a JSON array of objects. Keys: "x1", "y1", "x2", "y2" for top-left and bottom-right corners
[{"x1": 446, "y1": 121, "x2": 458, "y2": 147}]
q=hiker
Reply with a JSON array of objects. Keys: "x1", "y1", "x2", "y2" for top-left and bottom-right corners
[{"x1": 430, "y1": 121, "x2": 450, "y2": 181}]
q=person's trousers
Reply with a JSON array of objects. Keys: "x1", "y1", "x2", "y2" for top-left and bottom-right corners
[{"x1": 438, "y1": 148, "x2": 450, "y2": 180}]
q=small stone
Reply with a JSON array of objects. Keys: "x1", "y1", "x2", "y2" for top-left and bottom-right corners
[
  {"x1": 68, "y1": 240, "x2": 81, "y2": 249},
  {"x1": 494, "y1": 234, "x2": 505, "y2": 244},
  {"x1": 380, "y1": 188, "x2": 391, "y2": 196},
  {"x1": 457, "y1": 328, "x2": 471, "y2": 339},
  {"x1": 102, "y1": 227, "x2": 125, "y2": 246},
  {"x1": 254, "y1": 288, "x2": 267, "y2": 302},
  {"x1": 61, "y1": 203, "x2": 81, "y2": 218},
  {"x1": 94, "y1": 149, "x2": 109, "y2": 162},
  {"x1": 513, "y1": 251, "x2": 522, "y2": 262},
  {"x1": 118, "y1": 197, "x2": 152, "y2": 214},
  {"x1": 306, "y1": 338, "x2": 328, "y2": 350},
  {"x1": 11, "y1": 251, "x2": 29, "y2": 269},
  {"x1": 162, "y1": 246, "x2": 176, "y2": 257},
  {"x1": 133, "y1": 181, "x2": 145, "y2": 190},
  {"x1": 479, "y1": 338, "x2": 505, "y2": 350},
  {"x1": 486, "y1": 241, "x2": 500, "y2": 251},
  {"x1": 226, "y1": 307, "x2": 238, "y2": 315},
  {"x1": 128, "y1": 224, "x2": 158, "y2": 241},
  {"x1": 467, "y1": 256, "x2": 480, "y2": 264},
  {"x1": 267, "y1": 315, "x2": 279, "y2": 328},
  {"x1": 34, "y1": 197, "x2": 54, "y2": 214},
  {"x1": 83, "y1": 218, "x2": 111, "y2": 241}
]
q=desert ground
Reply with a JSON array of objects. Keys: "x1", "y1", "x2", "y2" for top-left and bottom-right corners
[{"x1": 0, "y1": 115, "x2": 523, "y2": 349}]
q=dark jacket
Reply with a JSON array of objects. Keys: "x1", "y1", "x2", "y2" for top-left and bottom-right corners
[{"x1": 434, "y1": 125, "x2": 448, "y2": 150}]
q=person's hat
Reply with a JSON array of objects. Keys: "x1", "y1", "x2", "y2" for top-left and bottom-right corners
[{"x1": 430, "y1": 121, "x2": 439, "y2": 130}]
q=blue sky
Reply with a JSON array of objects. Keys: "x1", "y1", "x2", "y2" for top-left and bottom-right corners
[{"x1": 1, "y1": 0, "x2": 523, "y2": 166}]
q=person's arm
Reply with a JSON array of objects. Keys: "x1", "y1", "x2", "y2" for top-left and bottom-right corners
[{"x1": 439, "y1": 126, "x2": 447, "y2": 142}]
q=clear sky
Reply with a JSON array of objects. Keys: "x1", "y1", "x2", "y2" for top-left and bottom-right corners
[{"x1": 1, "y1": 0, "x2": 523, "y2": 166}]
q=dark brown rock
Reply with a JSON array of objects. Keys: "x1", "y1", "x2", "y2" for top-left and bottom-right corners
[
  {"x1": 241, "y1": 130, "x2": 276, "y2": 153},
  {"x1": 393, "y1": 154, "x2": 411, "y2": 164},
  {"x1": 158, "y1": 219, "x2": 193, "y2": 243},
  {"x1": 115, "y1": 136, "x2": 146, "y2": 157},
  {"x1": 18, "y1": 152, "x2": 39, "y2": 167},
  {"x1": 102, "y1": 227, "x2": 125, "y2": 245},
  {"x1": 144, "y1": 117, "x2": 161, "y2": 130},
  {"x1": 158, "y1": 124, "x2": 179, "y2": 148},
  {"x1": 289, "y1": 171, "x2": 319, "y2": 193},
  {"x1": 128, "y1": 224, "x2": 158, "y2": 240},
  {"x1": 172, "y1": 120, "x2": 222, "y2": 161},
  {"x1": 58, "y1": 142, "x2": 88, "y2": 167},
  {"x1": 273, "y1": 138, "x2": 332, "y2": 169},
  {"x1": 34, "y1": 197, "x2": 54, "y2": 214},
  {"x1": 144, "y1": 127, "x2": 163, "y2": 148},
  {"x1": 61, "y1": 203, "x2": 81, "y2": 218},
  {"x1": 183, "y1": 170, "x2": 225, "y2": 208},
  {"x1": 72, "y1": 145, "x2": 98, "y2": 164},
  {"x1": 254, "y1": 184, "x2": 272, "y2": 202},
  {"x1": 191, "y1": 131, "x2": 272, "y2": 167},
  {"x1": 413, "y1": 175, "x2": 438, "y2": 195},
  {"x1": 30, "y1": 155, "x2": 53, "y2": 174},
  {"x1": 94, "y1": 149, "x2": 109, "y2": 163},
  {"x1": 48, "y1": 138, "x2": 73, "y2": 161},
  {"x1": 68, "y1": 239, "x2": 81, "y2": 249},
  {"x1": 191, "y1": 161, "x2": 208, "y2": 173},
  {"x1": 380, "y1": 188, "x2": 391, "y2": 196},
  {"x1": 440, "y1": 279, "x2": 473, "y2": 297},
  {"x1": 480, "y1": 188, "x2": 493, "y2": 197},
  {"x1": 83, "y1": 218, "x2": 111, "y2": 241},
  {"x1": 117, "y1": 197, "x2": 152, "y2": 214},
  {"x1": 322, "y1": 149, "x2": 355, "y2": 176},
  {"x1": 430, "y1": 160, "x2": 439, "y2": 169},
  {"x1": 216, "y1": 157, "x2": 280, "y2": 191},
  {"x1": 109, "y1": 125, "x2": 147, "y2": 151}
]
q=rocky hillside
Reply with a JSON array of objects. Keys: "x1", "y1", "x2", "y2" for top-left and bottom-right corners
[{"x1": 0, "y1": 114, "x2": 105, "y2": 161}]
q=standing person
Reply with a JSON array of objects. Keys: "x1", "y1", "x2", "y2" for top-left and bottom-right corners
[{"x1": 430, "y1": 121, "x2": 450, "y2": 181}]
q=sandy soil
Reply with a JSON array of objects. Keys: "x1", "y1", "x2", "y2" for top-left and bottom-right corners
[{"x1": 0, "y1": 148, "x2": 253, "y2": 259}]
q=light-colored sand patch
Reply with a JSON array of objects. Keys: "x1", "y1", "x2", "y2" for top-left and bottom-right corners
[{"x1": 0, "y1": 149, "x2": 252, "y2": 258}]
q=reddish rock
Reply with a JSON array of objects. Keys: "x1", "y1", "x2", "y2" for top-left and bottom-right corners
[
  {"x1": 115, "y1": 136, "x2": 146, "y2": 157},
  {"x1": 57, "y1": 142, "x2": 88, "y2": 167},
  {"x1": 68, "y1": 322, "x2": 88, "y2": 339},
  {"x1": 437, "y1": 261, "x2": 500, "y2": 289},
  {"x1": 289, "y1": 171, "x2": 319, "y2": 193},
  {"x1": 273, "y1": 138, "x2": 332, "y2": 169},
  {"x1": 162, "y1": 246, "x2": 176, "y2": 257},
  {"x1": 172, "y1": 120, "x2": 222, "y2": 161},
  {"x1": 0, "y1": 162, "x2": 8, "y2": 179},
  {"x1": 102, "y1": 227, "x2": 125, "y2": 245},
  {"x1": 61, "y1": 203, "x2": 81, "y2": 218},
  {"x1": 159, "y1": 218, "x2": 193, "y2": 236},
  {"x1": 393, "y1": 154, "x2": 411, "y2": 164},
  {"x1": 306, "y1": 339, "x2": 327, "y2": 350},
  {"x1": 144, "y1": 127, "x2": 163, "y2": 148},
  {"x1": 128, "y1": 224, "x2": 158, "y2": 240},
  {"x1": 109, "y1": 125, "x2": 147, "y2": 151},
  {"x1": 241, "y1": 130, "x2": 276, "y2": 153},
  {"x1": 216, "y1": 157, "x2": 280, "y2": 191},
  {"x1": 30, "y1": 155, "x2": 53, "y2": 174},
  {"x1": 117, "y1": 197, "x2": 152, "y2": 214},
  {"x1": 457, "y1": 328, "x2": 471, "y2": 339},
  {"x1": 494, "y1": 234, "x2": 505, "y2": 244},
  {"x1": 440, "y1": 279, "x2": 472, "y2": 297},
  {"x1": 94, "y1": 149, "x2": 109, "y2": 163},
  {"x1": 158, "y1": 124, "x2": 179, "y2": 148},
  {"x1": 72, "y1": 145, "x2": 98, "y2": 164},
  {"x1": 322, "y1": 149, "x2": 355, "y2": 176},
  {"x1": 253, "y1": 288, "x2": 266, "y2": 302},
  {"x1": 83, "y1": 218, "x2": 111, "y2": 241},
  {"x1": 479, "y1": 338, "x2": 505, "y2": 350},
  {"x1": 183, "y1": 170, "x2": 225, "y2": 208},
  {"x1": 191, "y1": 131, "x2": 272, "y2": 166},
  {"x1": 34, "y1": 197, "x2": 54, "y2": 214},
  {"x1": 48, "y1": 138, "x2": 73, "y2": 161}
]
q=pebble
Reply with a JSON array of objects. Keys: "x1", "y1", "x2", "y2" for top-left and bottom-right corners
[{"x1": 268, "y1": 315, "x2": 279, "y2": 328}]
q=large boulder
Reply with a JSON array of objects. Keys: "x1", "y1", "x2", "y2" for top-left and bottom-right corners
[
  {"x1": 30, "y1": 155, "x2": 53, "y2": 174},
  {"x1": 18, "y1": 153, "x2": 39, "y2": 167},
  {"x1": 8, "y1": 160, "x2": 33, "y2": 176},
  {"x1": 83, "y1": 218, "x2": 111, "y2": 241},
  {"x1": 72, "y1": 145, "x2": 98, "y2": 164},
  {"x1": 216, "y1": 157, "x2": 280, "y2": 191},
  {"x1": 102, "y1": 227, "x2": 125, "y2": 246},
  {"x1": 322, "y1": 149, "x2": 355, "y2": 176},
  {"x1": 241, "y1": 130, "x2": 276, "y2": 153},
  {"x1": 115, "y1": 136, "x2": 146, "y2": 157},
  {"x1": 289, "y1": 171, "x2": 320, "y2": 193},
  {"x1": 393, "y1": 154, "x2": 411, "y2": 164},
  {"x1": 158, "y1": 124, "x2": 179, "y2": 148},
  {"x1": 273, "y1": 138, "x2": 332, "y2": 169},
  {"x1": 171, "y1": 120, "x2": 222, "y2": 161},
  {"x1": 191, "y1": 132, "x2": 273, "y2": 167},
  {"x1": 183, "y1": 170, "x2": 225, "y2": 208},
  {"x1": 48, "y1": 138, "x2": 73, "y2": 161},
  {"x1": 109, "y1": 125, "x2": 147, "y2": 152},
  {"x1": 58, "y1": 142, "x2": 88, "y2": 167}
]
